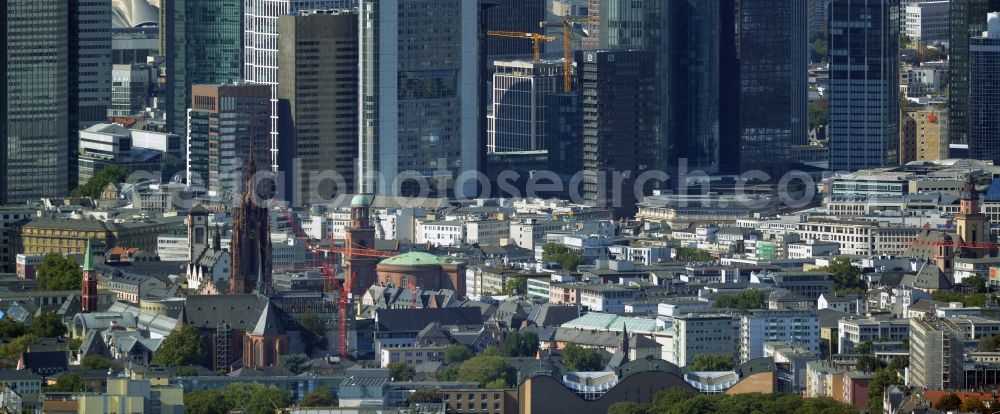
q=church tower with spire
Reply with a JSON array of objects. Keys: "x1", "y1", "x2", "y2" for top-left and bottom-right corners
[
  {"x1": 229, "y1": 143, "x2": 273, "y2": 295},
  {"x1": 81, "y1": 239, "x2": 98, "y2": 313}
]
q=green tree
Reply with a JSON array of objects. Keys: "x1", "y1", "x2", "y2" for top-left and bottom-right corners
[
  {"x1": 502, "y1": 331, "x2": 539, "y2": 357},
  {"x1": 0, "y1": 319, "x2": 26, "y2": 339},
  {"x1": 280, "y1": 354, "x2": 311, "y2": 374},
  {"x1": 675, "y1": 247, "x2": 715, "y2": 263},
  {"x1": 153, "y1": 325, "x2": 208, "y2": 367},
  {"x1": 608, "y1": 402, "x2": 648, "y2": 414},
  {"x1": 964, "y1": 274, "x2": 989, "y2": 294},
  {"x1": 934, "y1": 393, "x2": 961, "y2": 411},
  {"x1": 176, "y1": 367, "x2": 199, "y2": 377},
  {"x1": 888, "y1": 355, "x2": 909, "y2": 370},
  {"x1": 868, "y1": 369, "x2": 903, "y2": 414},
  {"x1": 713, "y1": 290, "x2": 765, "y2": 310},
  {"x1": 932, "y1": 290, "x2": 990, "y2": 307},
  {"x1": 852, "y1": 340, "x2": 872, "y2": 355},
  {"x1": 35, "y1": 253, "x2": 83, "y2": 291},
  {"x1": 184, "y1": 389, "x2": 229, "y2": 414},
  {"x1": 541, "y1": 243, "x2": 585, "y2": 271},
  {"x1": 300, "y1": 388, "x2": 335, "y2": 407},
  {"x1": 80, "y1": 355, "x2": 116, "y2": 370},
  {"x1": 857, "y1": 355, "x2": 886, "y2": 373},
  {"x1": 297, "y1": 311, "x2": 328, "y2": 354},
  {"x1": 809, "y1": 97, "x2": 830, "y2": 130},
  {"x1": 441, "y1": 364, "x2": 460, "y2": 381},
  {"x1": 444, "y1": 344, "x2": 473, "y2": 364},
  {"x1": 812, "y1": 39, "x2": 829, "y2": 60},
  {"x1": 408, "y1": 389, "x2": 443, "y2": 404},
  {"x1": 562, "y1": 343, "x2": 602, "y2": 371},
  {"x1": 0, "y1": 334, "x2": 39, "y2": 362},
  {"x1": 979, "y1": 333, "x2": 1000, "y2": 351},
  {"x1": 388, "y1": 362, "x2": 416, "y2": 381},
  {"x1": 689, "y1": 354, "x2": 734, "y2": 371},
  {"x1": 503, "y1": 277, "x2": 527, "y2": 296},
  {"x1": 28, "y1": 312, "x2": 67, "y2": 338},
  {"x1": 46, "y1": 373, "x2": 90, "y2": 392},
  {"x1": 962, "y1": 397, "x2": 988, "y2": 413},
  {"x1": 223, "y1": 383, "x2": 292, "y2": 414},
  {"x1": 71, "y1": 165, "x2": 129, "y2": 198},
  {"x1": 458, "y1": 354, "x2": 516, "y2": 388},
  {"x1": 813, "y1": 257, "x2": 864, "y2": 292}
]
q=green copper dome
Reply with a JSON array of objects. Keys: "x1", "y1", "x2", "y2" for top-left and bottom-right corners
[
  {"x1": 379, "y1": 251, "x2": 459, "y2": 267},
  {"x1": 351, "y1": 194, "x2": 370, "y2": 207}
]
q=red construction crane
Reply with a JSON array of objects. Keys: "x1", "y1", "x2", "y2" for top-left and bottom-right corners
[
  {"x1": 910, "y1": 239, "x2": 1000, "y2": 250},
  {"x1": 271, "y1": 201, "x2": 399, "y2": 358},
  {"x1": 408, "y1": 280, "x2": 419, "y2": 309}
]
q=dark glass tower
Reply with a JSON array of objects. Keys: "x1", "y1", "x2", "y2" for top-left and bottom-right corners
[
  {"x1": 663, "y1": 0, "x2": 740, "y2": 176},
  {"x1": 164, "y1": 0, "x2": 243, "y2": 138},
  {"x1": 949, "y1": 0, "x2": 1000, "y2": 146},
  {"x1": 828, "y1": 0, "x2": 900, "y2": 171},
  {"x1": 737, "y1": 0, "x2": 808, "y2": 174},
  {"x1": 4, "y1": 0, "x2": 71, "y2": 203},
  {"x1": 485, "y1": 0, "x2": 546, "y2": 58},
  {"x1": 970, "y1": 16, "x2": 1000, "y2": 164},
  {"x1": 578, "y1": 50, "x2": 658, "y2": 218}
]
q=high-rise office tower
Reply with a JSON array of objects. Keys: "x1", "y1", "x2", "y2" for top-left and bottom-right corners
[
  {"x1": 277, "y1": 9, "x2": 359, "y2": 206},
  {"x1": 3, "y1": 0, "x2": 71, "y2": 203},
  {"x1": 485, "y1": 0, "x2": 546, "y2": 58},
  {"x1": 359, "y1": 0, "x2": 481, "y2": 198},
  {"x1": 737, "y1": 0, "x2": 808, "y2": 174},
  {"x1": 244, "y1": 0, "x2": 344, "y2": 173},
  {"x1": 578, "y1": 50, "x2": 658, "y2": 218},
  {"x1": 164, "y1": 0, "x2": 243, "y2": 138},
  {"x1": 71, "y1": 0, "x2": 113, "y2": 129},
  {"x1": 186, "y1": 84, "x2": 271, "y2": 196},
  {"x1": 828, "y1": 0, "x2": 900, "y2": 171},
  {"x1": 949, "y1": 0, "x2": 1000, "y2": 146},
  {"x1": 970, "y1": 13, "x2": 1000, "y2": 164},
  {"x1": 663, "y1": 0, "x2": 740, "y2": 175},
  {"x1": 487, "y1": 61, "x2": 562, "y2": 153},
  {"x1": 586, "y1": 0, "x2": 663, "y2": 50}
]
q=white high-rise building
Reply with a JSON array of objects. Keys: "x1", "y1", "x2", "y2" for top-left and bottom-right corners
[
  {"x1": 359, "y1": 0, "x2": 481, "y2": 198},
  {"x1": 243, "y1": 0, "x2": 354, "y2": 172}
]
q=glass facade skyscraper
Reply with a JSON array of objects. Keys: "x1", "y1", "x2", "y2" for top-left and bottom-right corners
[
  {"x1": 969, "y1": 14, "x2": 1000, "y2": 164},
  {"x1": 359, "y1": 0, "x2": 481, "y2": 198},
  {"x1": 737, "y1": 0, "x2": 808, "y2": 174},
  {"x1": 949, "y1": 0, "x2": 1000, "y2": 146},
  {"x1": 485, "y1": 0, "x2": 546, "y2": 58},
  {"x1": 663, "y1": 0, "x2": 739, "y2": 175},
  {"x1": 4, "y1": 0, "x2": 71, "y2": 203},
  {"x1": 828, "y1": 0, "x2": 900, "y2": 171},
  {"x1": 578, "y1": 50, "x2": 658, "y2": 218},
  {"x1": 164, "y1": 0, "x2": 243, "y2": 138}
]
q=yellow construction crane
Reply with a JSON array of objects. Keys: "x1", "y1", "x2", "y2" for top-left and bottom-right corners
[
  {"x1": 486, "y1": 31, "x2": 556, "y2": 63},
  {"x1": 540, "y1": 17, "x2": 594, "y2": 93}
]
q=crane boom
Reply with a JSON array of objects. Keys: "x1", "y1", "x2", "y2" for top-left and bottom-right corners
[
  {"x1": 541, "y1": 17, "x2": 594, "y2": 93},
  {"x1": 486, "y1": 30, "x2": 555, "y2": 62}
]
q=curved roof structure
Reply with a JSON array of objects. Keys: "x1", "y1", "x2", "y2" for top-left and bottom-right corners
[
  {"x1": 113, "y1": 0, "x2": 159, "y2": 28},
  {"x1": 378, "y1": 251, "x2": 460, "y2": 267}
]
